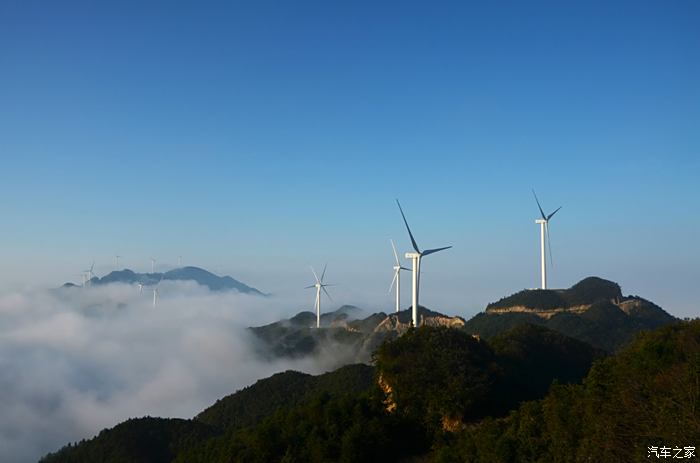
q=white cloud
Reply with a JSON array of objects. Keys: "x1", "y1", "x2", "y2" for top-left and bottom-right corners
[{"x1": 0, "y1": 282, "x2": 347, "y2": 462}]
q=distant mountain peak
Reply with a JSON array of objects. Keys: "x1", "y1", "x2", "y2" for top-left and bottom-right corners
[
  {"x1": 466, "y1": 276, "x2": 677, "y2": 352},
  {"x1": 64, "y1": 266, "x2": 266, "y2": 295},
  {"x1": 485, "y1": 276, "x2": 626, "y2": 315}
]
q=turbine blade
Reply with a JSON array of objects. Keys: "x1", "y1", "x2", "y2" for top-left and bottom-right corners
[
  {"x1": 547, "y1": 206, "x2": 562, "y2": 221},
  {"x1": 400, "y1": 266, "x2": 410, "y2": 271},
  {"x1": 390, "y1": 239, "x2": 400, "y2": 264},
  {"x1": 304, "y1": 285, "x2": 316, "y2": 289},
  {"x1": 321, "y1": 263, "x2": 327, "y2": 283},
  {"x1": 532, "y1": 189, "x2": 547, "y2": 220},
  {"x1": 310, "y1": 266, "x2": 320, "y2": 284},
  {"x1": 396, "y1": 199, "x2": 421, "y2": 253},
  {"x1": 422, "y1": 245, "x2": 452, "y2": 256},
  {"x1": 321, "y1": 285, "x2": 333, "y2": 302},
  {"x1": 389, "y1": 269, "x2": 398, "y2": 294}
]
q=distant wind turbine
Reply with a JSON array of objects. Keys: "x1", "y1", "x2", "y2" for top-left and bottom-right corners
[
  {"x1": 150, "y1": 257, "x2": 156, "y2": 273},
  {"x1": 396, "y1": 200, "x2": 451, "y2": 328},
  {"x1": 532, "y1": 189, "x2": 562, "y2": 290},
  {"x1": 83, "y1": 262, "x2": 95, "y2": 285},
  {"x1": 115, "y1": 255, "x2": 121, "y2": 269},
  {"x1": 388, "y1": 239, "x2": 410, "y2": 313},
  {"x1": 177, "y1": 255, "x2": 182, "y2": 267},
  {"x1": 305, "y1": 264, "x2": 334, "y2": 329}
]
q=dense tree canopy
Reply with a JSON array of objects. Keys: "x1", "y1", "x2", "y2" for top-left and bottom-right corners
[{"x1": 432, "y1": 320, "x2": 700, "y2": 462}]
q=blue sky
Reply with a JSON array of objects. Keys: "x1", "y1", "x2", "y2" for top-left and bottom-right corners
[{"x1": 1, "y1": 1, "x2": 698, "y2": 317}]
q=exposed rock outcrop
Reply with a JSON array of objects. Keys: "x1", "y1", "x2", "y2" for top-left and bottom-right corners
[{"x1": 465, "y1": 277, "x2": 677, "y2": 351}]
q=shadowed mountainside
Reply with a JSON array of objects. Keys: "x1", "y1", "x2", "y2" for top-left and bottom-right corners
[
  {"x1": 464, "y1": 276, "x2": 677, "y2": 351},
  {"x1": 249, "y1": 305, "x2": 466, "y2": 364},
  {"x1": 41, "y1": 365, "x2": 376, "y2": 463}
]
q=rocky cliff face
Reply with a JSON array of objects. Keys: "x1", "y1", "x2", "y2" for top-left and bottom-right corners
[
  {"x1": 485, "y1": 304, "x2": 591, "y2": 319},
  {"x1": 484, "y1": 293, "x2": 670, "y2": 322},
  {"x1": 373, "y1": 310, "x2": 466, "y2": 334},
  {"x1": 357, "y1": 309, "x2": 467, "y2": 361}
]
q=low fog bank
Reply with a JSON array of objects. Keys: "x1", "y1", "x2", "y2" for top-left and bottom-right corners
[{"x1": 0, "y1": 282, "x2": 353, "y2": 462}]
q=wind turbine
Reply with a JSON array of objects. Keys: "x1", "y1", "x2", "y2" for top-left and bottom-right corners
[
  {"x1": 396, "y1": 200, "x2": 451, "y2": 328},
  {"x1": 84, "y1": 262, "x2": 95, "y2": 285},
  {"x1": 152, "y1": 277, "x2": 162, "y2": 307},
  {"x1": 177, "y1": 255, "x2": 182, "y2": 267},
  {"x1": 115, "y1": 255, "x2": 121, "y2": 269},
  {"x1": 137, "y1": 281, "x2": 144, "y2": 295},
  {"x1": 532, "y1": 189, "x2": 562, "y2": 290},
  {"x1": 388, "y1": 239, "x2": 410, "y2": 313},
  {"x1": 150, "y1": 257, "x2": 156, "y2": 273},
  {"x1": 305, "y1": 264, "x2": 334, "y2": 329}
]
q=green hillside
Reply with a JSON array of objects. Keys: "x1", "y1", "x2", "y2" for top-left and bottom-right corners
[
  {"x1": 433, "y1": 319, "x2": 700, "y2": 462},
  {"x1": 196, "y1": 364, "x2": 375, "y2": 430},
  {"x1": 486, "y1": 276, "x2": 623, "y2": 311},
  {"x1": 40, "y1": 418, "x2": 215, "y2": 463}
]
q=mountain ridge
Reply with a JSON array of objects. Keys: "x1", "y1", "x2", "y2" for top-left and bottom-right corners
[
  {"x1": 465, "y1": 276, "x2": 677, "y2": 351},
  {"x1": 248, "y1": 305, "x2": 467, "y2": 364},
  {"x1": 63, "y1": 266, "x2": 266, "y2": 295}
]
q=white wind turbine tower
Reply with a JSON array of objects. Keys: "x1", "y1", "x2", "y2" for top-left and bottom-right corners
[
  {"x1": 389, "y1": 239, "x2": 410, "y2": 313},
  {"x1": 115, "y1": 255, "x2": 121, "y2": 269},
  {"x1": 150, "y1": 257, "x2": 156, "y2": 273},
  {"x1": 305, "y1": 265, "x2": 334, "y2": 329},
  {"x1": 532, "y1": 189, "x2": 562, "y2": 290},
  {"x1": 396, "y1": 200, "x2": 451, "y2": 328},
  {"x1": 152, "y1": 277, "x2": 162, "y2": 307}
]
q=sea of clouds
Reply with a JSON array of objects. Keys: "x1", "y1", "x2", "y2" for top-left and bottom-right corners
[{"x1": 0, "y1": 281, "x2": 345, "y2": 462}]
